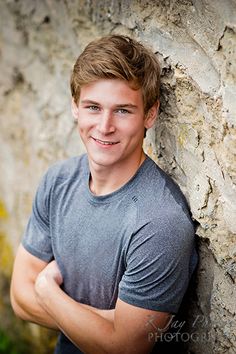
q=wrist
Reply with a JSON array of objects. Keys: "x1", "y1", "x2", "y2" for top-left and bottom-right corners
[{"x1": 35, "y1": 273, "x2": 58, "y2": 301}]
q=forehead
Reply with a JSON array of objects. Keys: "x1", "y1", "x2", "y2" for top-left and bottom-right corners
[{"x1": 79, "y1": 78, "x2": 144, "y2": 107}]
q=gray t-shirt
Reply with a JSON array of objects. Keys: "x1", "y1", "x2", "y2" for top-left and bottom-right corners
[{"x1": 23, "y1": 153, "x2": 197, "y2": 315}]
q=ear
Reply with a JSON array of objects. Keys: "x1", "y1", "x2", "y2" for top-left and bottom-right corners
[
  {"x1": 144, "y1": 100, "x2": 160, "y2": 129},
  {"x1": 71, "y1": 98, "x2": 79, "y2": 121}
]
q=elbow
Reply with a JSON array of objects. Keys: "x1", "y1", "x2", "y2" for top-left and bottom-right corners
[
  {"x1": 11, "y1": 304, "x2": 27, "y2": 321},
  {"x1": 10, "y1": 287, "x2": 29, "y2": 321},
  {"x1": 11, "y1": 300, "x2": 27, "y2": 321}
]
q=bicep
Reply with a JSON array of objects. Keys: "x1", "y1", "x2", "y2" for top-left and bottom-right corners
[
  {"x1": 10, "y1": 244, "x2": 49, "y2": 306},
  {"x1": 10, "y1": 245, "x2": 59, "y2": 329},
  {"x1": 114, "y1": 298, "x2": 171, "y2": 354}
]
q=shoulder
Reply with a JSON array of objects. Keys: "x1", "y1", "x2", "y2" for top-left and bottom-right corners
[
  {"x1": 37, "y1": 154, "x2": 88, "y2": 195},
  {"x1": 136, "y1": 156, "x2": 192, "y2": 220},
  {"x1": 132, "y1": 157, "x2": 195, "y2": 247},
  {"x1": 47, "y1": 153, "x2": 88, "y2": 179},
  {"x1": 44, "y1": 154, "x2": 88, "y2": 182},
  {"x1": 140, "y1": 157, "x2": 185, "y2": 198}
]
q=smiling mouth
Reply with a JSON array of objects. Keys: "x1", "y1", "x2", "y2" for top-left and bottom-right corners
[{"x1": 93, "y1": 138, "x2": 118, "y2": 145}]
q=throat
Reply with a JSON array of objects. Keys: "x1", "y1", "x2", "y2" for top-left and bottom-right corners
[{"x1": 89, "y1": 152, "x2": 146, "y2": 196}]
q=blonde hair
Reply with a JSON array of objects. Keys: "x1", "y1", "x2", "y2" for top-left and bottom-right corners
[{"x1": 70, "y1": 35, "x2": 160, "y2": 113}]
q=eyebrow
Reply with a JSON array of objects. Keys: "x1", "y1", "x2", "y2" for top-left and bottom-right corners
[
  {"x1": 115, "y1": 104, "x2": 138, "y2": 109},
  {"x1": 80, "y1": 100, "x2": 100, "y2": 105},
  {"x1": 80, "y1": 100, "x2": 138, "y2": 109}
]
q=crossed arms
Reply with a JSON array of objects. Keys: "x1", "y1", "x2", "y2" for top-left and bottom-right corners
[{"x1": 10, "y1": 244, "x2": 172, "y2": 354}]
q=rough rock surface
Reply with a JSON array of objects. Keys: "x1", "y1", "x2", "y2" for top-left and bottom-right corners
[{"x1": 0, "y1": 1, "x2": 235, "y2": 353}]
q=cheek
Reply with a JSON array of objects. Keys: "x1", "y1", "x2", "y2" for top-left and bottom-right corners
[
  {"x1": 123, "y1": 121, "x2": 145, "y2": 138},
  {"x1": 77, "y1": 117, "x2": 88, "y2": 131},
  {"x1": 76, "y1": 122, "x2": 85, "y2": 138}
]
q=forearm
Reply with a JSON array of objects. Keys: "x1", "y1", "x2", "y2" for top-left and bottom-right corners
[
  {"x1": 81, "y1": 303, "x2": 115, "y2": 323},
  {"x1": 11, "y1": 288, "x2": 114, "y2": 335},
  {"x1": 36, "y1": 281, "x2": 120, "y2": 354}
]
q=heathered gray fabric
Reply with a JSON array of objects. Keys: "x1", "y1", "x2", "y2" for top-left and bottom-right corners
[{"x1": 22, "y1": 153, "x2": 197, "y2": 316}]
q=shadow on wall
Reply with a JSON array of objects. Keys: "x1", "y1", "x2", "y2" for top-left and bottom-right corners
[{"x1": 149, "y1": 236, "x2": 213, "y2": 354}]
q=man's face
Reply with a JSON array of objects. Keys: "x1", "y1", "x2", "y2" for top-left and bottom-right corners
[{"x1": 73, "y1": 78, "x2": 155, "y2": 171}]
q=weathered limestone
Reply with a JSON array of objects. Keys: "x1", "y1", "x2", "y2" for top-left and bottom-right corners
[{"x1": 0, "y1": 1, "x2": 235, "y2": 353}]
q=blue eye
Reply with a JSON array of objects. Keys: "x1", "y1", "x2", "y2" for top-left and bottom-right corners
[
  {"x1": 88, "y1": 105, "x2": 99, "y2": 111},
  {"x1": 116, "y1": 109, "x2": 129, "y2": 114}
]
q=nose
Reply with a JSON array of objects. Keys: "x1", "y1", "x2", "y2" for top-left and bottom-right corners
[{"x1": 98, "y1": 111, "x2": 115, "y2": 134}]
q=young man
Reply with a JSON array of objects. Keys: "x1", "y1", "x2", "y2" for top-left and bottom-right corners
[{"x1": 10, "y1": 35, "x2": 197, "y2": 354}]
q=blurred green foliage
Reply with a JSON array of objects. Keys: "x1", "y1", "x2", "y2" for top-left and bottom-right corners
[{"x1": 0, "y1": 329, "x2": 29, "y2": 354}]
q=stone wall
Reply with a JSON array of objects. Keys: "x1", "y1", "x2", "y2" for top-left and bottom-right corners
[{"x1": 0, "y1": 1, "x2": 235, "y2": 353}]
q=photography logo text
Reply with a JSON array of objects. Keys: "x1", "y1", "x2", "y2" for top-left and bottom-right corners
[{"x1": 146, "y1": 314, "x2": 212, "y2": 343}]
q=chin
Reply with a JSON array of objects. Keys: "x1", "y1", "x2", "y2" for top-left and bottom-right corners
[
  {"x1": 92, "y1": 158, "x2": 118, "y2": 168},
  {"x1": 87, "y1": 153, "x2": 115, "y2": 166}
]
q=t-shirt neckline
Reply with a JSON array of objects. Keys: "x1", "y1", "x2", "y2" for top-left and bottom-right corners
[{"x1": 84, "y1": 155, "x2": 152, "y2": 204}]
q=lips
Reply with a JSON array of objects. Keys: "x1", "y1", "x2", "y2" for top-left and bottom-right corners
[{"x1": 92, "y1": 138, "x2": 118, "y2": 145}]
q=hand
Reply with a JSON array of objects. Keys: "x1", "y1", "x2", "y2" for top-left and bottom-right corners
[{"x1": 35, "y1": 260, "x2": 63, "y2": 301}]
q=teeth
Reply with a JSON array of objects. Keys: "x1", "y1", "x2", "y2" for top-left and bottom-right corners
[{"x1": 95, "y1": 139, "x2": 116, "y2": 145}]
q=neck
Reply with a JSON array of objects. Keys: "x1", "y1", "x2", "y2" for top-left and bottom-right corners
[{"x1": 89, "y1": 151, "x2": 146, "y2": 196}]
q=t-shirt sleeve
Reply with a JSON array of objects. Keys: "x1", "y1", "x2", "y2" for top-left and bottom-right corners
[
  {"x1": 22, "y1": 170, "x2": 54, "y2": 262},
  {"x1": 118, "y1": 211, "x2": 196, "y2": 314}
]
